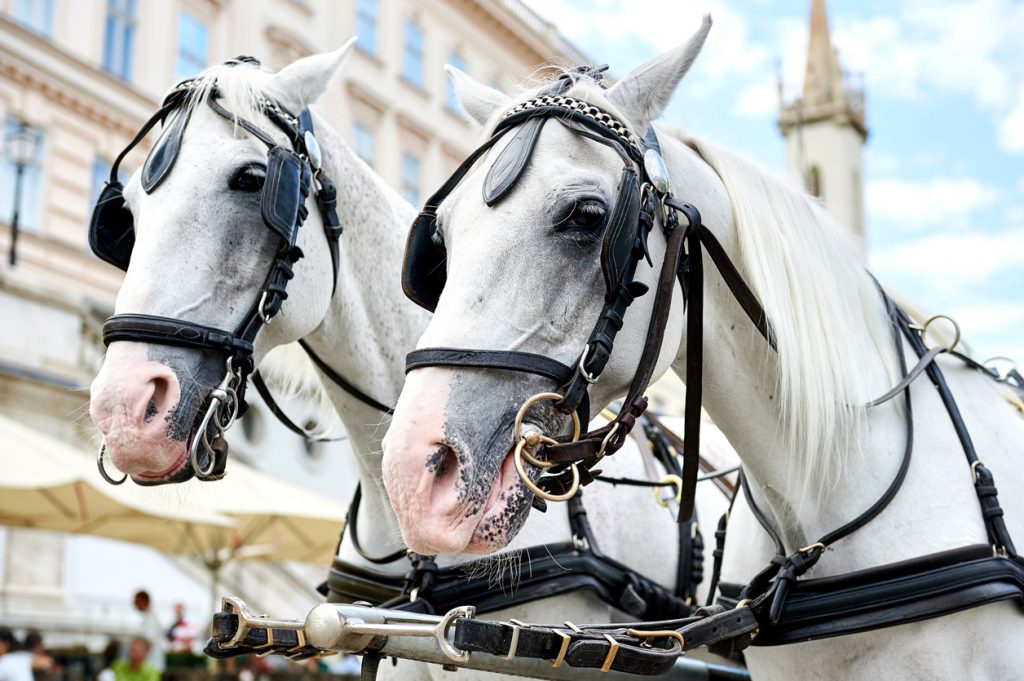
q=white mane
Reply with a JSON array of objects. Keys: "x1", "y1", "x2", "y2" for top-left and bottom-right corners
[
  {"x1": 684, "y1": 136, "x2": 897, "y2": 495},
  {"x1": 175, "y1": 61, "x2": 341, "y2": 436}
]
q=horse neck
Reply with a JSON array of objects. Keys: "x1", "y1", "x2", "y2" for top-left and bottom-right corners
[
  {"x1": 303, "y1": 115, "x2": 431, "y2": 561},
  {"x1": 660, "y1": 135, "x2": 906, "y2": 549}
]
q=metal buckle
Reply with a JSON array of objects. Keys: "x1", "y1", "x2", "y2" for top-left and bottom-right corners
[
  {"x1": 920, "y1": 314, "x2": 961, "y2": 353},
  {"x1": 599, "y1": 634, "x2": 619, "y2": 673},
  {"x1": 626, "y1": 628, "x2": 685, "y2": 650},
  {"x1": 971, "y1": 460, "x2": 985, "y2": 484},
  {"x1": 96, "y1": 443, "x2": 128, "y2": 485},
  {"x1": 504, "y1": 622, "x2": 521, "y2": 659},
  {"x1": 652, "y1": 474, "x2": 683, "y2": 508},
  {"x1": 596, "y1": 422, "x2": 621, "y2": 460},
  {"x1": 435, "y1": 606, "x2": 474, "y2": 663},
  {"x1": 798, "y1": 542, "x2": 825, "y2": 554},
  {"x1": 258, "y1": 290, "x2": 275, "y2": 324},
  {"x1": 577, "y1": 344, "x2": 599, "y2": 384},
  {"x1": 512, "y1": 392, "x2": 583, "y2": 502},
  {"x1": 550, "y1": 630, "x2": 571, "y2": 669}
]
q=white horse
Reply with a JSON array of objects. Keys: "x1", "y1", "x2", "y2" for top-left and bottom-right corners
[
  {"x1": 86, "y1": 46, "x2": 731, "y2": 680},
  {"x1": 382, "y1": 17, "x2": 1024, "y2": 681}
]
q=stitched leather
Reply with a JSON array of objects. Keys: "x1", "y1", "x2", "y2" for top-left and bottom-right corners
[
  {"x1": 262, "y1": 146, "x2": 306, "y2": 244},
  {"x1": 141, "y1": 106, "x2": 192, "y2": 192},
  {"x1": 482, "y1": 117, "x2": 545, "y2": 206}
]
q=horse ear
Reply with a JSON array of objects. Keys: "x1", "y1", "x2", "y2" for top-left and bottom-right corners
[
  {"x1": 606, "y1": 15, "x2": 712, "y2": 128},
  {"x1": 268, "y1": 37, "x2": 356, "y2": 110},
  {"x1": 446, "y1": 65, "x2": 511, "y2": 126}
]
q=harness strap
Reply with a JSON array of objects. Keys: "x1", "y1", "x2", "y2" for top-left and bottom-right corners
[
  {"x1": 718, "y1": 545, "x2": 1024, "y2": 645},
  {"x1": 895, "y1": 305, "x2": 1017, "y2": 556},
  {"x1": 299, "y1": 340, "x2": 394, "y2": 415}
]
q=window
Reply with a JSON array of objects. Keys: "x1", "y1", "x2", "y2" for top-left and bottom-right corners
[
  {"x1": 807, "y1": 165, "x2": 822, "y2": 199},
  {"x1": 353, "y1": 122, "x2": 375, "y2": 168},
  {"x1": 175, "y1": 12, "x2": 208, "y2": 82},
  {"x1": 1, "y1": 119, "x2": 46, "y2": 234},
  {"x1": 355, "y1": 0, "x2": 377, "y2": 56},
  {"x1": 401, "y1": 21, "x2": 424, "y2": 88},
  {"x1": 13, "y1": 0, "x2": 53, "y2": 36},
  {"x1": 400, "y1": 152, "x2": 421, "y2": 206},
  {"x1": 102, "y1": 0, "x2": 136, "y2": 81},
  {"x1": 445, "y1": 52, "x2": 466, "y2": 114}
]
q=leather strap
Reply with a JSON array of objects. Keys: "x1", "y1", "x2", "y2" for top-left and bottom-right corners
[
  {"x1": 299, "y1": 340, "x2": 393, "y2": 415},
  {"x1": 102, "y1": 314, "x2": 253, "y2": 355}
]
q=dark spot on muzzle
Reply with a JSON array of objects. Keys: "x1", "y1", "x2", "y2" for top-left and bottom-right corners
[{"x1": 146, "y1": 345, "x2": 224, "y2": 441}]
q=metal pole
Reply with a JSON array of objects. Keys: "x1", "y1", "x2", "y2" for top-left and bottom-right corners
[{"x1": 9, "y1": 161, "x2": 25, "y2": 267}]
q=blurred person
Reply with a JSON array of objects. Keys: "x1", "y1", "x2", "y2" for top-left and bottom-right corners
[
  {"x1": 23, "y1": 631, "x2": 53, "y2": 672},
  {"x1": 0, "y1": 629, "x2": 32, "y2": 681},
  {"x1": 132, "y1": 591, "x2": 165, "y2": 673},
  {"x1": 96, "y1": 639, "x2": 120, "y2": 681},
  {"x1": 110, "y1": 638, "x2": 158, "y2": 681},
  {"x1": 164, "y1": 604, "x2": 195, "y2": 653}
]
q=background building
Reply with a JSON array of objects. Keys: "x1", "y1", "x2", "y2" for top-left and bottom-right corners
[
  {"x1": 0, "y1": 0, "x2": 585, "y2": 648},
  {"x1": 778, "y1": 0, "x2": 867, "y2": 245}
]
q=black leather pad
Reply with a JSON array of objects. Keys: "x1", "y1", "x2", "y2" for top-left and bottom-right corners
[
  {"x1": 141, "y1": 107, "x2": 191, "y2": 193},
  {"x1": 89, "y1": 181, "x2": 135, "y2": 271},
  {"x1": 262, "y1": 146, "x2": 304, "y2": 245},
  {"x1": 401, "y1": 210, "x2": 446, "y2": 311},
  {"x1": 482, "y1": 116, "x2": 545, "y2": 206},
  {"x1": 601, "y1": 167, "x2": 640, "y2": 292}
]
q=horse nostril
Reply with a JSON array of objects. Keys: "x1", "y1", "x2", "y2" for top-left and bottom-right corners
[
  {"x1": 148, "y1": 375, "x2": 173, "y2": 416},
  {"x1": 427, "y1": 444, "x2": 459, "y2": 483}
]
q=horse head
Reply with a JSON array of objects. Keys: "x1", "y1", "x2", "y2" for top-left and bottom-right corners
[
  {"x1": 381, "y1": 20, "x2": 714, "y2": 555},
  {"x1": 89, "y1": 44, "x2": 354, "y2": 484}
]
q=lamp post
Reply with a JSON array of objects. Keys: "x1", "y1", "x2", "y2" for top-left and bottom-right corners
[{"x1": 4, "y1": 121, "x2": 39, "y2": 267}]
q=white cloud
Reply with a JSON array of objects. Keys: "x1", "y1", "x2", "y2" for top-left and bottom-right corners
[
  {"x1": 732, "y1": 76, "x2": 778, "y2": 117},
  {"x1": 870, "y1": 228, "x2": 1024, "y2": 290},
  {"x1": 866, "y1": 177, "x2": 1000, "y2": 231},
  {"x1": 947, "y1": 302, "x2": 1024, "y2": 337},
  {"x1": 830, "y1": 0, "x2": 1024, "y2": 154}
]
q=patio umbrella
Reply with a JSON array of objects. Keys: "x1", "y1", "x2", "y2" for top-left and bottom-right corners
[{"x1": 0, "y1": 413, "x2": 235, "y2": 552}]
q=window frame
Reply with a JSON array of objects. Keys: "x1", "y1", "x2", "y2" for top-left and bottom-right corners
[
  {"x1": 355, "y1": 0, "x2": 378, "y2": 56},
  {"x1": 400, "y1": 151, "x2": 421, "y2": 206},
  {"x1": 102, "y1": 0, "x2": 137, "y2": 81},
  {"x1": 174, "y1": 11, "x2": 209, "y2": 83},
  {"x1": 401, "y1": 20, "x2": 425, "y2": 89}
]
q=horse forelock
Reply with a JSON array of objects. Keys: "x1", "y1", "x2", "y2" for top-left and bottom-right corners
[
  {"x1": 682, "y1": 136, "x2": 899, "y2": 503},
  {"x1": 176, "y1": 62, "x2": 274, "y2": 133}
]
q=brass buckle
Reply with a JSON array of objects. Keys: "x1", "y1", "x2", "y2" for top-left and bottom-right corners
[
  {"x1": 920, "y1": 314, "x2": 961, "y2": 353},
  {"x1": 653, "y1": 474, "x2": 683, "y2": 508},
  {"x1": 625, "y1": 628, "x2": 685, "y2": 650},
  {"x1": 550, "y1": 629, "x2": 571, "y2": 669},
  {"x1": 512, "y1": 393, "x2": 583, "y2": 503},
  {"x1": 599, "y1": 634, "x2": 619, "y2": 673}
]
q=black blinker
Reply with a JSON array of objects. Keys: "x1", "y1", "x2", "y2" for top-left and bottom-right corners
[
  {"x1": 141, "y1": 107, "x2": 192, "y2": 193},
  {"x1": 88, "y1": 181, "x2": 135, "y2": 271},
  {"x1": 261, "y1": 146, "x2": 305, "y2": 247}
]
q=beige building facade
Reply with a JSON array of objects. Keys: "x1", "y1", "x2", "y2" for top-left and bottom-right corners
[{"x1": 0, "y1": 0, "x2": 585, "y2": 643}]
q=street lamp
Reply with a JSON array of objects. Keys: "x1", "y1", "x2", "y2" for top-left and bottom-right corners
[{"x1": 4, "y1": 121, "x2": 39, "y2": 267}]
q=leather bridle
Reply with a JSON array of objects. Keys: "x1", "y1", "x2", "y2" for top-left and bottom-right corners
[
  {"x1": 90, "y1": 59, "x2": 390, "y2": 484},
  {"x1": 401, "y1": 70, "x2": 773, "y2": 519}
]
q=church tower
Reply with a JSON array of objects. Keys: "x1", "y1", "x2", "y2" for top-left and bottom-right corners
[{"x1": 778, "y1": 0, "x2": 868, "y2": 244}]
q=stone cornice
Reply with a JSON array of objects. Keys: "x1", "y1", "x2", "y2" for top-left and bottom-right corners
[{"x1": 0, "y1": 16, "x2": 158, "y2": 135}]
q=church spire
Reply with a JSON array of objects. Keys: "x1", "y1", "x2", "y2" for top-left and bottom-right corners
[{"x1": 803, "y1": 0, "x2": 844, "y2": 107}]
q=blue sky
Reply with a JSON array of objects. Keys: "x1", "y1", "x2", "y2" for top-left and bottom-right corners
[{"x1": 522, "y1": 0, "x2": 1024, "y2": 365}]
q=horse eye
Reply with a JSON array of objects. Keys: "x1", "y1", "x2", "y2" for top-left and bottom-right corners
[
  {"x1": 229, "y1": 165, "x2": 266, "y2": 192},
  {"x1": 555, "y1": 199, "x2": 607, "y2": 232}
]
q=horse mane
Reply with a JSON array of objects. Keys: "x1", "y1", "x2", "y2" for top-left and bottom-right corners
[{"x1": 683, "y1": 136, "x2": 897, "y2": 495}]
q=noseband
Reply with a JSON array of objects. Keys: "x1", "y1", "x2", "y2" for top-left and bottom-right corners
[{"x1": 92, "y1": 58, "x2": 343, "y2": 483}]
